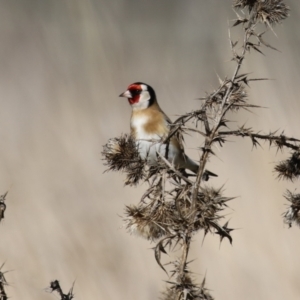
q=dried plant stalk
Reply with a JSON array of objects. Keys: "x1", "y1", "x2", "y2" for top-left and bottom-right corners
[{"x1": 102, "y1": 0, "x2": 296, "y2": 298}]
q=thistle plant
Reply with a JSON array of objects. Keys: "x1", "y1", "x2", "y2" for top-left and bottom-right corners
[{"x1": 103, "y1": 0, "x2": 296, "y2": 298}]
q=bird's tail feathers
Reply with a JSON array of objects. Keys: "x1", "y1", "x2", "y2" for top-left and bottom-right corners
[
  {"x1": 184, "y1": 155, "x2": 199, "y2": 174},
  {"x1": 183, "y1": 155, "x2": 218, "y2": 181}
]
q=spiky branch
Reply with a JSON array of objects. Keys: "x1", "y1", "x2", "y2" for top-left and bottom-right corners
[
  {"x1": 49, "y1": 280, "x2": 75, "y2": 300},
  {"x1": 102, "y1": 0, "x2": 294, "y2": 299}
]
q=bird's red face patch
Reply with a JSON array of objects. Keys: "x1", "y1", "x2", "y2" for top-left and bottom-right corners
[
  {"x1": 128, "y1": 97, "x2": 139, "y2": 105},
  {"x1": 127, "y1": 84, "x2": 142, "y2": 105}
]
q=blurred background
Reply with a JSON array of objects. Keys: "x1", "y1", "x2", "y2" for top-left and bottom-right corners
[{"x1": 0, "y1": 0, "x2": 299, "y2": 299}]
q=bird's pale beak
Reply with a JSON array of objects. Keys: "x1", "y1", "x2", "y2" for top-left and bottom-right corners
[{"x1": 119, "y1": 90, "x2": 132, "y2": 98}]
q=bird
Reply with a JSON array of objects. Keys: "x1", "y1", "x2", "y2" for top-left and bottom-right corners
[{"x1": 119, "y1": 82, "x2": 217, "y2": 180}]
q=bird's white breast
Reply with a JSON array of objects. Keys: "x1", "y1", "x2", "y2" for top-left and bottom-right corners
[
  {"x1": 131, "y1": 114, "x2": 161, "y2": 164},
  {"x1": 131, "y1": 114, "x2": 183, "y2": 166}
]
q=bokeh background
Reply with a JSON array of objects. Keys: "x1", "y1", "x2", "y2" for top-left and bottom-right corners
[{"x1": 0, "y1": 0, "x2": 300, "y2": 299}]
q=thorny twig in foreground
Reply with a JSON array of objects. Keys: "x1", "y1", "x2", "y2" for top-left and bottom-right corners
[
  {"x1": 0, "y1": 192, "x2": 8, "y2": 223},
  {"x1": 49, "y1": 280, "x2": 75, "y2": 300},
  {"x1": 0, "y1": 264, "x2": 8, "y2": 300}
]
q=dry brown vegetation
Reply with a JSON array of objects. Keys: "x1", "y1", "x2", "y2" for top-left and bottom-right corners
[{"x1": 103, "y1": 0, "x2": 299, "y2": 299}]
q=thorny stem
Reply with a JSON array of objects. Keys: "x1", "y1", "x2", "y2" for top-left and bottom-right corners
[
  {"x1": 178, "y1": 235, "x2": 191, "y2": 281},
  {"x1": 193, "y1": 21, "x2": 256, "y2": 206},
  {"x1": 177, "y1": 18, "x2": 257, "y2": 283},
  {"x1": 220, "y1": 130, "x2": 300, "y2": 150}
]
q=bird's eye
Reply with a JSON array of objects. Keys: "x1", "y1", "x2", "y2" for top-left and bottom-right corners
[{"x1": 131, "y1": 89, "x2": 141, "y2": 95}]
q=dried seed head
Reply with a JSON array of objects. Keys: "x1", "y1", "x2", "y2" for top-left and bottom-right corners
[
  {"x1": 193, "y1": 186, "x2": 232, "y2": 232},
  {"x1": 283, "y1": 190, "x2": 300, "y2": 228},
  {"x1": 102, "y1": 134, "x2": 140, "y2": 170},
  {"x1": 175, "y1": 185, "x2": 231, "y2": 233},
  {"x1": 229, "y1": 84, "x2": 248, "y2": 109},
  {"x1": 124, "y1": 202, "x2": 177, "y2": 240},
  {"x1": 203, "y1": 82, "x2": 248, "y2": 113},
  {"x1": 233, "y1": 0, "x2": 257, "y2": 10},
  {"x1": 170, "y1": 185, "x2": 234, "y2": 242},
  {"x1": 102, "y1": 134, "x2": 146, "y2": 185},
  {"x1": 275, "y1": 151, "x2": 300, "y2": 181},
  {"x1": 256, "y1": 0, "x2": 290, "y2": 25},
  {"x1": 233, "y1": 0, "x2": 290, "y2": 26},
  {"x1": 161, "y1": 273, "x2": 214, "y2": 300}
]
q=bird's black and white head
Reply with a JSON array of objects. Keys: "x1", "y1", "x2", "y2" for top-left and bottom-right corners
[{"x1": 119, "y1": 82, "x2": 156, "y2": 110}]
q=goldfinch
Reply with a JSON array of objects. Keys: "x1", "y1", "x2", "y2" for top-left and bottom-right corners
[{"x1": 119, "y1": 82, "x2": 217, "y2": 180}]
